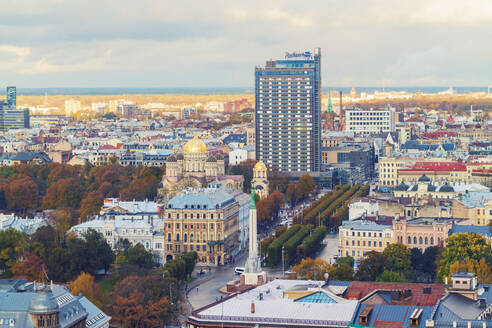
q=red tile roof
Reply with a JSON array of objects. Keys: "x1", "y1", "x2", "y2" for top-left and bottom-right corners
[
  {"x1": 399, "y1": 162, "x2": 466, "y2": 172},
  {"x1": 346, "y1": 281, "x2": 445, "y2": 306},
  {"x1": 421, "y1": 131, "x2": 458, "y2": 139}
]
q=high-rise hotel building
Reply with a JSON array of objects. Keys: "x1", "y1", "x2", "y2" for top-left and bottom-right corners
[{"x1": 255, "y1": 48, "x2": 321, "y2": 172}]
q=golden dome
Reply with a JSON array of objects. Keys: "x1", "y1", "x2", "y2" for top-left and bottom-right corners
[
  {"x1": 254, "y1": 161, "x2": 267, "y2": 171},
  {"x1": 184, "y1": 136, "x2": 208, "y2": 153}
]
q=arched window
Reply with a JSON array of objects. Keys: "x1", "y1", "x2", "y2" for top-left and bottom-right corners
[
  {"x1": 413, "y1": 236, "x2": 417, "y2": 244},
  {"x1": 419, "y1": 236, "x2": 423, "y2": 244},
  {"x1": 196, "y1": 234, "x2": 200, "y2": 242},
  {"x1": 190, "y1": 234, "x2": 194, "y2": 242},
  {"x1": 424, "y1": 237, "x2": 428, "y2": 245},
  {"x1": 184, "y1": 233, "x2": 188, "y2": 242},
  {"x1": 203, "y1": 233, "x2": 206, "y2": 241},
  {"x1": 168, "y1": 233, "x2": 171, "y2": 242},
  {"x1": 176, "y1": 233, "x2": 180, "y2": 242},
  {"x1": 430, "y1": 237, "x2": 434, "y2": 245},
  {"x1": 408, "y1": 236, "x2": 411, "y2": 244}
]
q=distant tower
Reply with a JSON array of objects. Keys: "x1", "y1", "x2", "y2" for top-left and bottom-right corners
[
  {"x1": 241, "y1": 182, "x2": 267, "y2": 286},
  {"x1": 339, "y1": 90, "x2": 344, "y2": 131},
  {"x1": 43, "y1": 90, "x2": 48, "y2": 106},
  {"x1": 252, "y1": 161, "x2": 268, "y2": 199},
  {"x1": 350, "y1": 87, "x2": 357, "y2": 98},
  {"x1": 6, "y1": 86, "x2": 16, "y2": 108},
  {"x1": 325, "y1": 91, "x2": 335, "y2": 131}
]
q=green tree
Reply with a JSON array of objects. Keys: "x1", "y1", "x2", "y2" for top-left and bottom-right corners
[
  {"x1": 376, "y1": 270, "x2": 406, "y2": 282},
  {"x1": 383, "y1": 243, "x2": 412, "y2": 276},
  {"x1": 355, "y1": 251, "x2": 387, "y2": 281},
  {"x1": 127, "y1": 243, "x2": 157, "y2": 269}
]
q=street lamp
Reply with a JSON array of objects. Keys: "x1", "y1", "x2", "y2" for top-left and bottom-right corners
[{"x1": 282, "y1": 246, "x2": 285, "y2": 278}]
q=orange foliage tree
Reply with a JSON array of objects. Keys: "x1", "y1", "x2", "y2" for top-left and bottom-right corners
[{"x1": 70, "y1": 272, "x2": 103, "y2": 308}]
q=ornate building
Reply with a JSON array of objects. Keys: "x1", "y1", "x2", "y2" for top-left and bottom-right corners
[
  {"x1": 161, "y1": 187, "x2": 240, "y2": 266},
  {"x1": 252, "y1": 160, "x2": 268, "y2": 199},
  {"x1": 157, "y1": 136, "x2": 243, "y2": 202}
]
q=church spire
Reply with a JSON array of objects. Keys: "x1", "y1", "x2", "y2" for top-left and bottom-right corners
[
  {"x1": 250, "y1": 181, "x2": 256, "y2": 209},
  {"x1": 327, "y1": 91, "x2": 333, "y2": 113}
]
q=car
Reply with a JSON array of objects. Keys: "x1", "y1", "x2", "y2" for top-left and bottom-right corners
[{"x1": 234, "y1": 267, "x2": 245, "y2": 275}]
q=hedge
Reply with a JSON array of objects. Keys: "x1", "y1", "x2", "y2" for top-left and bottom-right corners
[
  {"x1": 297, "y1": 226, "x2": 328, "y2": 259},
  {"x1": 283, "y1": 224, "x2": 314, "y2": 261},
  {"x1": 266, "y1": 224, "x2": 302, "y2": 266}
]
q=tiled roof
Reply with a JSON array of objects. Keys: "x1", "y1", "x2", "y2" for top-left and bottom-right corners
[
  {"x1": 346, "y1": 282, "x2": 445, "y2": 306},
  {"x1": 399, "y1": 162, "x2": 466, "y2": 172}
]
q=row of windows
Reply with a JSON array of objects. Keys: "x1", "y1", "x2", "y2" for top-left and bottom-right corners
[
  {"x1": 167, "y1": 213, "x2": 221, "y2": 219},
  {"x1": 168, "y1": 232, "x2": 220, "y2": 242},
  {"x1": 167, "y1": 222, "x2": 220, "y2": 230},
  {"x1": 396, "y1": 235, "x2": 441, "y2": 245},
  {"x1": 346, "y1": 239, "x2": 385, "y2": 247},
  {"x1": 345, "y1": 230, "x2": 384, "y2": 238}
]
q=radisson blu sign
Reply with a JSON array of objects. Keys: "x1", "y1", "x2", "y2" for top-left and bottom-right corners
[{"x1": 285, "y1": 51, "x2": 312, "y2": 59}]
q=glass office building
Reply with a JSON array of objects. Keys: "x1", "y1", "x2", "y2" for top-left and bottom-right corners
[
  {"x1": 255, "y1": 48, "x2": 321, "y2": 172},
  {"x1": 6, "y1": 86, "x2": 16, "y2": 108}
]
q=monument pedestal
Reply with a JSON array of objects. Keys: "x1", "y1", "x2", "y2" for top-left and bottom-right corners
[{"x1": 241, "y1": 271, "x2": 267, "y2": 286}]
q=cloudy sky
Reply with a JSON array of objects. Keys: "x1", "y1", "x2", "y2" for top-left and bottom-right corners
[{"x1": 0, "y1": 0, "x2": 491, "y2": 88}]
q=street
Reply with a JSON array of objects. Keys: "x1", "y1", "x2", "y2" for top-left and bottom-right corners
[{"x1": 317, "y1": 232, "x2": 340, "y2": 264}]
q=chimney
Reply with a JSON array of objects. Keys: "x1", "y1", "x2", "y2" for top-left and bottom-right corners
[
  {"x1": 410, "y1": 307, "x2": 423, "y2": 327},
  {"x1": 251, "y1": 301, "x2": 255, "y2": 314}
]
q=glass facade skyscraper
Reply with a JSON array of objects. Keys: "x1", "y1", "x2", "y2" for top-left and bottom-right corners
[
  {"x1": 6, "y1": 86, "x2": 16, "y2": 108},
  {"x1": 255, "y1": 48, "x2": 321, "y2": 172}
]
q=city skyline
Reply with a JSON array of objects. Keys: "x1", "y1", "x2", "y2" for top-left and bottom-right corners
[{"x1": 1, "y1": 0, "x2": 492, "y2": 88}]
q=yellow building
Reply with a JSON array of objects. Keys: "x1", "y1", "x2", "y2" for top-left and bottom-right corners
[
  {"x1": 453, "y1": 192, "x2": 492, "y2": 226},
  {"x1": 338, "y1": 221, "x2": 393, "y2": 261},
  {"x1": 161, "y1": 187, "x2": 239, "y2": 265},
  {"x1": 378, "y1": 156, "x2": 416, "y2": 188}
]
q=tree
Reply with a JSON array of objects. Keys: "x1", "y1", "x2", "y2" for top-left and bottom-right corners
[
  {"x1": 5, "y1": 174, "x2": 39, "y2": 213},
  {"x1": 355, "y1": 251, "x2": 387, "y2": 281},
  {"x1": 79, "y1": 191, "x2": 103, "y2": 221},
  {"x1": 111, "y1": 275, "x2": 177, "y2": 327},
  {"x1": 376, "y1": 270, "x2": 406, "y2": 282},
  {"x1": 329, "y1": 256, "x2": 355, "y2": 281},
  {"x1": 285, "y1": 183, "x2": 297, "y2": 205},
  {"x1": 41, "y1": 177, "x2": 83, "y2": 209},
  {"x1": 0, "y1": 228, "x2": 27, "y2": 277},
  {"x1": 70, "y1": 272, "x2": 103, "y2": 308},
  {"x1": 292, "y1": 258, "x2": 331, "y2": 280},
  {"x1": 383, "y1": 243, "x2": 412, "y2": 276},
  {"x1": 127, "y1": 243, "x2": 157, "y2": 269},
  {"x1": 296, "y1": 174, "x2": 316, "y2": 200},
  {"x1": 448, "y1": 258, "x2": 492, "y2": 284},
  {"x1": 12, "y1": 252, "x2": 48, "y2": 282},
  {"x1": 437, "y1": 233, "x2": 492, "y2": 282},
  {"x1": 228, "y1": 159, "x2": 256, "y2": 192}
]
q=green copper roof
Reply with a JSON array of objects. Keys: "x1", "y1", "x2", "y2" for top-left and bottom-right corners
[{"x1": 250, "y1": 181, "x2": 256, "y2": 209}]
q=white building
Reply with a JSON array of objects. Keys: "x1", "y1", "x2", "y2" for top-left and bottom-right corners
[
  {"x1": 64, "y1": 99, "x2": 81, "y2": 115},
  {"x1": 0, "y1": 213, "x2": 47, "y2": 234},
  {"x1": 69, "y1": 215, "x2": 165, "y2": 264},
  {"x1": 348, "y1": 198, "x2": 379, "y2": 221},
  {"x1": 229, "y1": 148, "x2": 248, "y2": 165},
  {"x1": 91, "y1": 102, "x2": 107, "y2": 115},
  {"x1": 345, "y1": 107, "x2": 396, "y2": 134}
]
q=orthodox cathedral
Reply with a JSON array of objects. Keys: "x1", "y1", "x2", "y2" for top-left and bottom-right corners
[{"x1": 157, "y1": 136, "x2": 244, "y2": 202}]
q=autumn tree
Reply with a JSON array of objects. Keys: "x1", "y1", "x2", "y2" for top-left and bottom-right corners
[
  {"x1": 285, "y1": 183, "x2": 297, "y2": 205},
  {"x1": 79, "y1": 191, "x2": 103, "y2": 221},
  {"x1": 448, "y1": 258, "x2": 492, "y2": 284},
  {"x1": 292, "y1": 258, "x2": 331, "y2": 280},
  {"x1": 12, "y1": 252, "x2": 48, "y2": 282},
  {"x1": 111, "y1": 275, "x2": 176, "y2": 327},
  {"x1": 296, "y1": 174, "x2": 316, "y2": 201},
  {"x1": 70, "y1": 272, "x2": 103, "y2": 308},
  {"x1": 437, "y1": 233, "x2": 492, "y2": 282},
  {"x1": 5, "y1": 174, "x2": 39, "y2": 213},
  {"x1": 0, "y1": 228, "x2": 27, "y2": 277}
]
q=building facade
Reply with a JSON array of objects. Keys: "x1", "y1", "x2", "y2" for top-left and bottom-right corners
[
  {"x1": 393, "y1": 217, "x2": 453, "y2": 251},
  {"x1": 255, "y1": 49, "x2": 321, "y2": 172},
  {"x1": 252, "y1": 161, "x2": 269, "y2": 199},
  {"x1": 161, "y1": 188, "x2": 240, "y2": 266},
  {"x1": 345, "y1": 107, "x2": 396, "y2": 134},
  {"x1": 338, "y1": 220, "x2": 393, "y2": 261}
]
